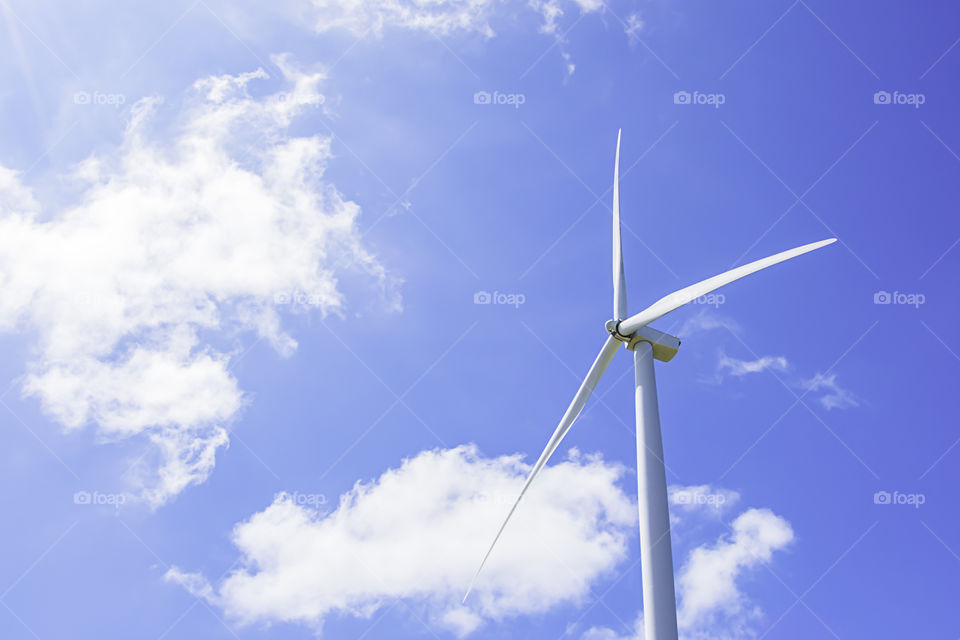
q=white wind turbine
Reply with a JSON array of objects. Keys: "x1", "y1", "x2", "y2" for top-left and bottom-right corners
[{"x1": 463, "y1": 130, "x2": 836, "y2": 640}]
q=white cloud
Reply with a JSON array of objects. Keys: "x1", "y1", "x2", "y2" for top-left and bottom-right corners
[
  {"x1": 802, "y1": 372, "x2": 858, "y2": 410},
  {"x1": 166, "y1": 445, "x2": 636, "y2": 635},
  {"x1": 717, "y1": 351, "x2": 789, "y2": 378},
  {"x1": 0, "y1": 56, "x2": 398, "y2": 506},
  {"x1": 169, "y1": 449, "x2": 795, "y2": 639},
  {"x1": 677, "y1": 508, "x2": 793, "y2": 638},
  {"x1": 582, "y1": 506, "x2": 793, "y2": 640}
]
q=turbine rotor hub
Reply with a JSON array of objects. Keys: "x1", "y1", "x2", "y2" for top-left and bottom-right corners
[{"x1": 605, "y1": 319, "x2": 633, "y2": 343}]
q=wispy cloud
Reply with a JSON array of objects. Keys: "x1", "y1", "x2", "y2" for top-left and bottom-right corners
[
  {"x1": 297, "y1": 0, "x2": 605, "y2": 39},
  {"x1": 678, "y1": 311, "x2": 740, "y2": 338},
  {"x1": 624, "y1": 13, "x2": 644, "y2": 46},
  {"x1": 802, "y1": 372, "x2": 859, "y2": 410},
  {"x1": 257, "y1": 0, "x2": 616, "y2": 75},
  {"x1": 718, "y1": 351, "x2": 789, "y2": 377},
  {"x1": 700, "y1": 349, "x2": 789, "y2": 384},
  {"x1": 704, "y1": 346, "x2": 859, "y2": 412}
]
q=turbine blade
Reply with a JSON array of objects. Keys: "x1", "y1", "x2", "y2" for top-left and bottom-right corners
[
  {"x1": 463, "y1": 335, "x2": 622, "y2": 602},
  {"x1": 613, "y1": 129, "x2": 628, "y2": 320},
  {"x1": 618, "y1": 238, "x2": 837, "y2": 335}
]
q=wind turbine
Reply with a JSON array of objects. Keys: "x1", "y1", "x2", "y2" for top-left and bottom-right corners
[{"x1": 463, "y1": 130, "x2": 836, "y2": 640}]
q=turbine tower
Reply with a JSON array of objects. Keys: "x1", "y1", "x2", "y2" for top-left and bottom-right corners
[{"x1": 464, "y1": 130, "x2": 835, "y2": 640}]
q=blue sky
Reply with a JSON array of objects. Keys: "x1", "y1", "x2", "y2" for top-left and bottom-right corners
[{"x1": 0, "y1": 0, "x2": 958, "y2": 638}]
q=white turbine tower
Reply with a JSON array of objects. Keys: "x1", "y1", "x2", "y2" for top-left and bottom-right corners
[{"x1": 463, "y1": 130, "x2": 836, "y2": 639}]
